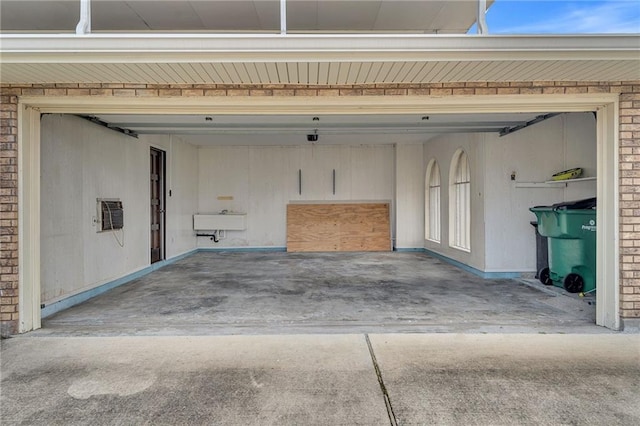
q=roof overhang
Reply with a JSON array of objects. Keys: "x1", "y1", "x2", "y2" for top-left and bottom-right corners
[{"x1": 1, "y1": 34, "x2": 639, "y2": 84}]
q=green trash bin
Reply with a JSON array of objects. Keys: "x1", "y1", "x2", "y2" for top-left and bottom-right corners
[{"x1": 529, "y1": 198, "x2": 596, "y2": 294}]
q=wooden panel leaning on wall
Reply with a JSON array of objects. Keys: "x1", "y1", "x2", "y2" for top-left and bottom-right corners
[{"x1": 287, "y1": 203, "x2": 391, "y2": 252}]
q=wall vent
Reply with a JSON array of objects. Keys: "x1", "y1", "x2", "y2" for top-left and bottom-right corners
[{"x1": 98, "y1": 199, "x2": 123, "y2": 232}]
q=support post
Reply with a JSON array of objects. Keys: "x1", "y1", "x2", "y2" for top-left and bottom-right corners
[
  {"x1": 280, "y1": 0, "x2": 287, "y2": 35},
  {"x1": 76, "y1": 0, "x2": 91, "y2": 35},
  {"x1": 476, "y1": 0, "x2": 488, "y2": 35}
]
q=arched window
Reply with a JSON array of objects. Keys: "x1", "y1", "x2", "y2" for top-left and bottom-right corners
[
  {"x1": 425, "y1": 159, "x2": 441, "y2": 242},
  {"x1": 450, "y1": 149, "x2": 470, "y2": 251}
]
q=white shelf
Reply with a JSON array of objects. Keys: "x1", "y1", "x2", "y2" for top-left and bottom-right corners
[
  {"x1": 515, "y1": 176, "x2": 596, "y2": 188},
  {"x1": 514, "y1": 182, "x2": 565, "y2": 188}
]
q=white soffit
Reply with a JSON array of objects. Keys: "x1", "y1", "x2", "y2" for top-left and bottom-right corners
[{"x1": 1, "y1": 34, "x2": 639, "y2": 84}]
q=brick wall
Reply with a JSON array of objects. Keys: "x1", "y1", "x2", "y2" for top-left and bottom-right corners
[
  {"x1": 1, "y1": 81, "x2": 639, "y2": 334},
  {"x1": 619, "y1": 86, "x2": 640, "y2": 319},
  {"x1": 0, "y1": 92, "x2": 18, "y2": 337}
]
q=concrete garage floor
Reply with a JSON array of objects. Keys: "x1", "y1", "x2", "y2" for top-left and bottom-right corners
[{"x1": 38, "y1": 252, "x2": 600, "y2": 336}]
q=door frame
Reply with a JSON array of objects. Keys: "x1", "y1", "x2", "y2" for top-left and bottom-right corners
[
  {"x1": 18, "y1": 94, "x2": 620, "y2": 331},
  {"x1": 150, "y1": 146, "x2": 166, "y2": 264}
]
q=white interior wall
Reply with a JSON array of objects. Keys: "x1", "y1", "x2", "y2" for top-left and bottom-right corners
[
  {"x1": 422, "y1": 133, "x2": 486, "y2": 271},
  {"x1": 483, "y1": 112, "x2": 597, "y2": 272},
  {"x1": 395, "y1": 144, "x2": 425, "y2": 248},
  {"x1": 197, "y1": 142, "x2": 395, "y2": 248},
  {"x1": 40, "y1": 114, "x2": 197, "y2": 304},
  {"x1": 423, "y1": 113, "x2": 596, "y2": 274}
]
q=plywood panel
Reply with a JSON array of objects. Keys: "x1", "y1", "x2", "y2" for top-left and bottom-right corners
[{"x1": 287, "y1": 203, "x2": 391, "y2": 252}]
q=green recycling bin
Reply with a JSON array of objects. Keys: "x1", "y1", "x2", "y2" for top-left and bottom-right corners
[{"x1": 529, "y1": 198, "x2": 596, "y2": 294}]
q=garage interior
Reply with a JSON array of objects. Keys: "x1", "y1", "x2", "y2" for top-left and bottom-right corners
[{"x1": 37, "y1": 109, "x2": 599, "y2": 334}]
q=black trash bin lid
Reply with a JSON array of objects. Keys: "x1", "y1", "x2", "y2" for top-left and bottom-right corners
[
  {"x1": 532, "y1": 197, "x2": 597, "y2": 210},
  {"x1": 551, "y1": 197, "x2": 596, "y2": 210}
]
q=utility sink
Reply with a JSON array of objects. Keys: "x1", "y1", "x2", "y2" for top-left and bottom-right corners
[{"x1": 193, "y1": 213, "x2": 247, "y2": 231}]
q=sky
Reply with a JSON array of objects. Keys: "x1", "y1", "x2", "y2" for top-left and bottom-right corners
[{"x1": 469, "y1": 0, "x2": 640, "y2": 34}]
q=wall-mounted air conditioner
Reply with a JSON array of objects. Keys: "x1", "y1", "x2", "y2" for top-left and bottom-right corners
[{"x1": 97, "y1": 198, "x2": 123, "y2": 232}]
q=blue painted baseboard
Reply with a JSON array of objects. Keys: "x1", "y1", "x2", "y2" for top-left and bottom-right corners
[
  {"x1": 198, "y1": 246, "x2": 287, "y2": 253},
  {"x1": 41, "y1": 247, "x2": 289, "y2": 318},
  {"x1": 41, "y1": 249, "x2": 197, "y2": 318},
  {"x1": 422, "y1": 248, "x2": 523, "y2": 279}
]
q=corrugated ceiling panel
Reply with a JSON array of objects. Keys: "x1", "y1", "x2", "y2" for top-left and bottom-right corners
[
  {"x1": 444, "y1": 61, "x2": 484, "y2": 82},
  {"x1": 287, "y1": 63, "x2": 299, "y2": 84},
  {"x1": 147, "y1": 63, "x2": 176, "y2": 84},
  {"x1": 244, "y1": 63, "x2": 263, "y2": 84},
  {"x1": 374, "y1": 63, "x2": 395, "y2": 82},
  {"x1": 233, "y1": 64, "x2": 253, "y2": 84},
  {"x1": 355, "y1": 62, "x2": 373, "y2": 84},
  {"x1": 489, "y1": 61, "x2": 532, "y2": 82},
  {"x1": 212, "y1": 63, "x2": 233, "y2": 83},
  {"x1": 337, "y1": 63, "x2": 351, "y2": 85},
  {"x1": 548, "y1": 61, "x2": 593, "y2": 81},
  {"x1": 327, "y1": 63, "x2": 340, "y2": 85},
  {"x1": 420, "y1": 62, "x2": 449, "y2": 83},
  {"x1": 192, "y1": 63, "x2": 222, "y2": 84},
  {"x1": 264, "y1": 63, "x2": 279, "y2": 83},
  {"x1": 468, "y1": 61, "x2": 514, "y2": 82},
  {"x1": 318, "y1": 63, "x2": 330, "y2": 85},
  {"x1": 612, "y1": 62, "x2": 640, "y2": 81},
  {"x1": 308, "y1": 62, "x2": 319, "y2": 85},
  {"x1": 4, "y1": 65, "x2": 41, "y2": 82},
  {"x1": 581, "y1": 61, "x2": 626, "y2": 81},
  {"x1": 221, "y1": 64, "x2": 241, "y2": 84},
  {"x1": 365, "y1": 63, "x2": 384, "y2": 83},
  {"x1": 384, "y1": 62, "x2": 406, "y2": 83},
  {"x1": 401, "y1": 62, "x2": 421, "y2": 81},
  {"x1": 346, "y1": 62, "x2": 361, "y2": 85},
  {"x1": 276, "y1": 63, "x2": 288, "y2": 84},
  {"x1": 298, "y1": 63, "x2": 309, "y2": 85},
  {"x1": 121, "y1": 64, "x2": 155, "y2": 83},
  {"x1": 514, "y1": 61, "x2": 554, "y2": 81},
  {"x1": 432, "y1": 61, "x2": 460, "y2": 82},
  {"x1": 161, "y1": 64, "x2": 188, "y2": 84}
]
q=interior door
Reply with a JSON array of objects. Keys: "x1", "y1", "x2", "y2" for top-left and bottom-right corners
[{"x1": 150, "y1": 147, "x2": 165, "y2": 264}]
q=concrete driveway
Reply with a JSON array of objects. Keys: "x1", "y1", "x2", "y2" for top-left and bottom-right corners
[{"x1": 2, "y1": 334, "x2": 639, "y2": 425}]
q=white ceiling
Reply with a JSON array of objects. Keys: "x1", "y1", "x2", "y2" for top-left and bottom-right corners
[
  {"x1": 0, "y1": 0, "x2": 484, "y2": 33},
  {"x1": 88, "y1": 111, "x2": 550, "y2": 145}
]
